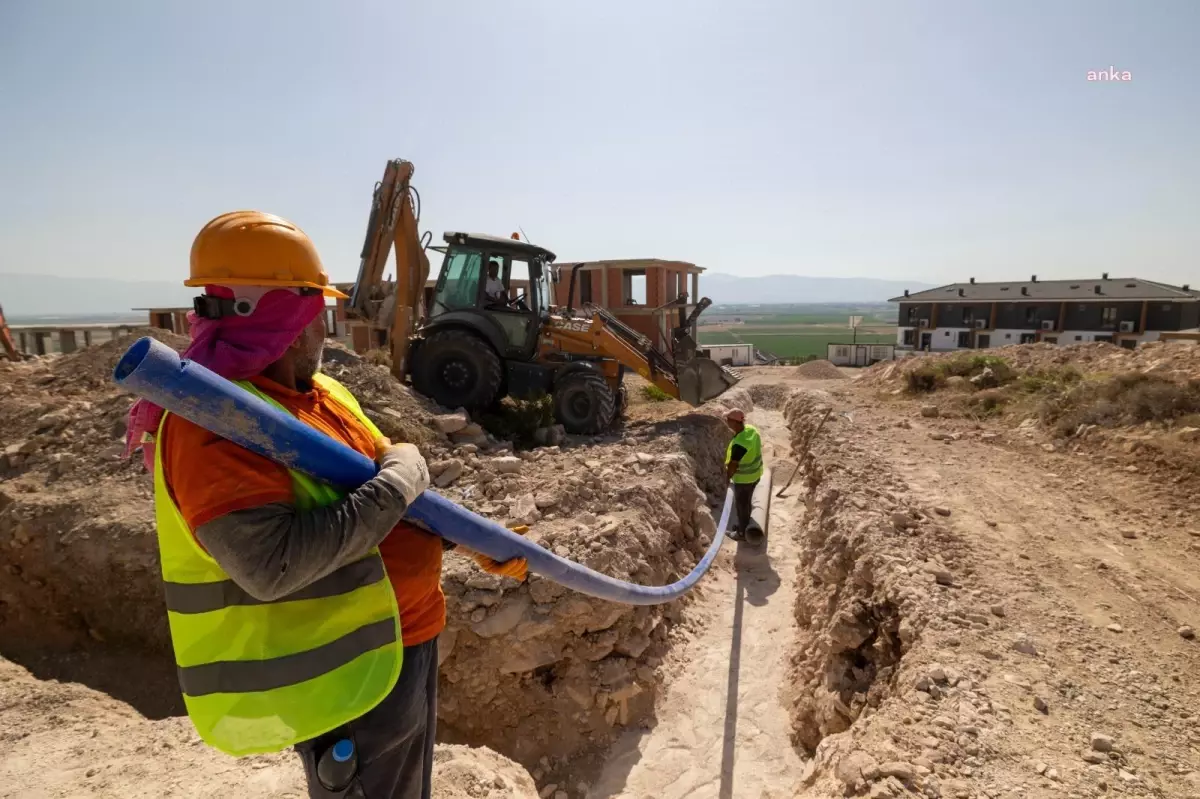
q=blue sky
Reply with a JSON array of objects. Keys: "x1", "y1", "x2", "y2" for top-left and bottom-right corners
[{"x1": 2, "y1": 1, "x2": 1197, "y2": 287}]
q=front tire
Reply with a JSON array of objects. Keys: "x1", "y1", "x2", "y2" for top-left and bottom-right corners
[
  {"x1": 411, "y1": 329, "x2": 503, "y2": 410},
  {"x1": 553, "y1": 372, "x2": 616, "y2": 435}
]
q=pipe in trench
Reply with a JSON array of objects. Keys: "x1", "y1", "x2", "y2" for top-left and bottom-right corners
[
  {"x1": 743, "y1": 468, "x2": 773, "y2": 547},
  {"x1": 113, "y1": 337, "x2": 731, "y2": 606}
]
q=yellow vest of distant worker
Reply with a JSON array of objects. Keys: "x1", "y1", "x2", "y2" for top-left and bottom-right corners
[
  {"x1": 725, "y1": 424, "x2": 764, "y2": 484},
  {"x1": 152, "y1": 374, "x2": 402, "y2": 757}
]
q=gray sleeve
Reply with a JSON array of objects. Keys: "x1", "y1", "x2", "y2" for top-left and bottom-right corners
[{"x1": 194, "y1": 477, "x2": 412, "y2": 602}]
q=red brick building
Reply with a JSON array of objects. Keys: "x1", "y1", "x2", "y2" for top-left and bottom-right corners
[{"x1": 550, "y1": 259, "x2": 705, "y2": 352}]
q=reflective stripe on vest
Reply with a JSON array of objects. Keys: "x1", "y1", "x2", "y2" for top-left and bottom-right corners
[
  {"x1": 725, "y1": 424, "x2": 764, "y2": 484},
  {"x1": 153, "y1": 373, "x2": 402, "y2": 756}
]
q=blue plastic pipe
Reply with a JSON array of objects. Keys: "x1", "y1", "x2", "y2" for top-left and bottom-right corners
[{"x1": 113, "y1": 337, "x2": 730, "y2": 605}]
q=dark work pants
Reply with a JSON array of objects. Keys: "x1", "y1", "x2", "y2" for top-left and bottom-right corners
[
  {"x1": 733, "y1": 480, "x2": 758, "y2": 534},
  {"x1": 296, "y1": 638, "x2": 438, "y2": 799}
]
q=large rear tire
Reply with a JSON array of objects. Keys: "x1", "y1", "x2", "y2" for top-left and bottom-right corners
[
  {"x1": 411, "y1": 329, "x2": 503, "y2": 410},
  {"x1": 553, "y1": 372, "x2": 615, "y2": 435}
]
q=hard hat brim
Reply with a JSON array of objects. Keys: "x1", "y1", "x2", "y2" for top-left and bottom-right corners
[{"x1": 183, "y1": 277, "x2": 349, "y2": 300}]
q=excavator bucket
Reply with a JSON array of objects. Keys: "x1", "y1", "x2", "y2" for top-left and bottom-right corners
[
  {"x1": 665, "y1": 294, "x2": 739, "y2": 405},
  {"x1": 676, "y1": 355, "x2": 740, "y2": 406}
]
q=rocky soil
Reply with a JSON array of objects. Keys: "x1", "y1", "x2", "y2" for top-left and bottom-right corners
[
  {"x1": 795, "y1": 359, "x2": 849, "y2": 380},
  {"x1": 777, "y1": 356, "x2": 1200, "y2": 798},
  {"x1": 0, "y1": 331, "x2": 738, "y2": 794},
  {"x1": 860, "y1": 341, "x2": 1200, "y2": 389},
  {"x1": 4, "y1": 340, "x2": 1200, "y2": 799},
  {"x1": 0, "y1": 656, "x2": 537, "y2": 799}
]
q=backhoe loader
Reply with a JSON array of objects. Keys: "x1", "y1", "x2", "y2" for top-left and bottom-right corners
[{"x1": 346, "y1": 158, "x2": 738, "y2": 434}]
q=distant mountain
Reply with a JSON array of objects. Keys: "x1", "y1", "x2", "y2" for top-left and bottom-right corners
[
  {"x1": 1, "y1": 273, "x2": 197, "y2": 319},
  {"x1": 699, "y1": 273, "x2": 936, "y2": 304},
  {"x1": 0, "y1": 271, "x2": 938, "y2": 319}
]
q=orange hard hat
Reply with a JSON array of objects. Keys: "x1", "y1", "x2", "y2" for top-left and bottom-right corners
[
  {"x1": 725, "y1": 408, "x2": 745, "y2": 423},
  {"x1": 186, "y1": 211, "x2": 348, "y2": 298}
]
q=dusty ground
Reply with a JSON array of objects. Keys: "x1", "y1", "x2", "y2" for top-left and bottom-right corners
[
  {"x1": 3, "y1": 342, "x2": 1199, "y2": 799},
  {"x1": 0, "y1": 656, "x2": 538, "y2": 799},
  {"x1": 588, "y1": 405, "x2": 804, "y2": 799},
  {"x1": 799, "y1": 367, "x2": 1200, "y2": 798},
  {"x1": 585, "y1": 356, "x2": 1199, "y2": 799},
  {"x1": 0, "y1": 333, "x2": 736, "y2": 794}
]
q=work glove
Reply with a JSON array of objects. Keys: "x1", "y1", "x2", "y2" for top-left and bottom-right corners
[
  {"x1": 373, "y1": 437, "x2": 430, "y2": 506},
  {"x1": 473, "y1": 553, "x2": 528, "y2": 581},
  {"x1": 464, "y1": 525, "x2": 529, "y2": 582}
]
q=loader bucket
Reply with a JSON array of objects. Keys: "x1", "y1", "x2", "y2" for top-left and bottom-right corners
[{"x1": 677, "y1": 356, "x2": 740, "y2": 406}]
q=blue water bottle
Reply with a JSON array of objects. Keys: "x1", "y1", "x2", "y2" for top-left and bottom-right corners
[{"x1": 316, "y1": 738, "x2": 358, "y2": 792}]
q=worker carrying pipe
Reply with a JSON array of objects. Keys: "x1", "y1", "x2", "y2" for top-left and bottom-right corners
[
  {"x1": 123, "y1": 211, "x2": 526, "y2": 798},
  {"x1": 723, "y1": 408, "x2": 765, "y2": 542}
]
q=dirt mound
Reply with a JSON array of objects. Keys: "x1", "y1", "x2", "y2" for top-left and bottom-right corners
[
  {"x1": 432, "y1": 746, "x2": 539, "y2": 799},
  {"x1": 782, "y1": 389, "x2": 1006, "y2": 796},
  {"x1": 862, "y1": 340, "x2": 1200, "y2": 391},
  {"x1": 0, "y1": 327, "x2": 189, "y2": 485},
  {"x1": 622, "y1": 374, "x2": 690, "y2": 425},
  {"x1": 806, "y1": 375, "x2": 1200, "y2": 796},
  {"x1": 784, "y1": 389, "x2": 919, "y2": 754},
  {"x1": 795, "y1": 359, "x2": 847, "y2": 380},
  {"x1": 321, "y1": 352, "x2": 443, "y2": 446},
  {"x1": 0, "y1": 330, "x2": 190, "y2": 666},
  {"x1": 857, "y1": 341, "x2": 1200, "y2": 490},
  {"x1": 0, "y1": 656, "x2": 537, "y2": 799},
  {"x1": 432, "y1": 413, "x2": 731, "y2": 776}
]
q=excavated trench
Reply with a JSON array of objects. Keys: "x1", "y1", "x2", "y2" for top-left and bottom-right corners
[
  {"x1": 776, "y1": 385, "x2": 1012, "y2": 797},
  {"x1": 1, "y1": 354, "x2": 994, "y2": 796},
  {"x1": 0, "y1": 336, "x2": 745, "y2": 794},
  {"x1": 433, "y1": 405, "x2": 739, "y2": 787},
  {"x1": 781, "y1": 389, "x2": 913, "y2": 756}
]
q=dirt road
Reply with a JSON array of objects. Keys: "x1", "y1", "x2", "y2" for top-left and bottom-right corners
[
  {"x1": 591, "y1": 408, "x2": 806, "y2": 799},
  {"x1": 854, "y1": 389, "x2": 1200, "y2": 791},
  {"x1": 779, "y1": 377, "x2": 1200, "y2": 797}
]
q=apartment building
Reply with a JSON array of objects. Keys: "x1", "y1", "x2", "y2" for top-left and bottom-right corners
[{"x1": 891, "y1": 275, "x2": 1200, "y2": 352}]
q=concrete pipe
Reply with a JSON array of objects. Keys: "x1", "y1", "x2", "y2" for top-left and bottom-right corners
[{"x1": 744, "y1": 468, "x2": 773, "y2": 547}]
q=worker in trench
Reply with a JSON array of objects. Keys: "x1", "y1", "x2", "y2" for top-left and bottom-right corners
[
  {"x1": 124, "y1": 210, "x2": 528, "y2": 799},
  {"x1": 723, "y1": 408, "x2": 765, "y2": 541}
]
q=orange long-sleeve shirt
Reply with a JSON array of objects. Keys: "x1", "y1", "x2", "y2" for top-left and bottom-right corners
[{"x1": 159, "y1": 374, "x2": 445, "y2": 646}]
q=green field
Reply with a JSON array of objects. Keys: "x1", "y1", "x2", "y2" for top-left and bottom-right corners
[
  {"x1": 697, "y1": 305, "x2": 897, "y2": 361},
  {"x1": 695, "y1": 330, "x2": 740, "y2": 344},
  {"x1": 703, "y1": 303, "x2": 898, "y2": 326},
  {"x1": 735, "y1": 332, "x2": 894, "y2": 359},
  {"x1": 698, "y1": 329, "x2": 897, "y2": 359}
]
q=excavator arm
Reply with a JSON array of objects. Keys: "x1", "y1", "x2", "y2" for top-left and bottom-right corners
[
  {"x1": 347, "y1": 159, "x2": 430, "y2": 380},
  {"x1": 542, "y1": 305, "x2": 738, "y2": 405}
]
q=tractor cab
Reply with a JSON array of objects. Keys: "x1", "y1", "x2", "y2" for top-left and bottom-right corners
[{"x1": 427, "y1": 232, "x2": 557, "y2": 361}]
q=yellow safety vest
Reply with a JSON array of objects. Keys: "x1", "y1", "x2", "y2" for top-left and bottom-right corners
[
  {"x1": 152, "y1": 373, "x2": 402, "y2": 757},
  {"x1": 725, "y1": 424, "x2": 764, "y2": 485}
]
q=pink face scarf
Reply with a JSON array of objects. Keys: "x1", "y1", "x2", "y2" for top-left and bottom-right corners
[{"x1": 124, "y1": 286, "x2": 326, "y2": 470}]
